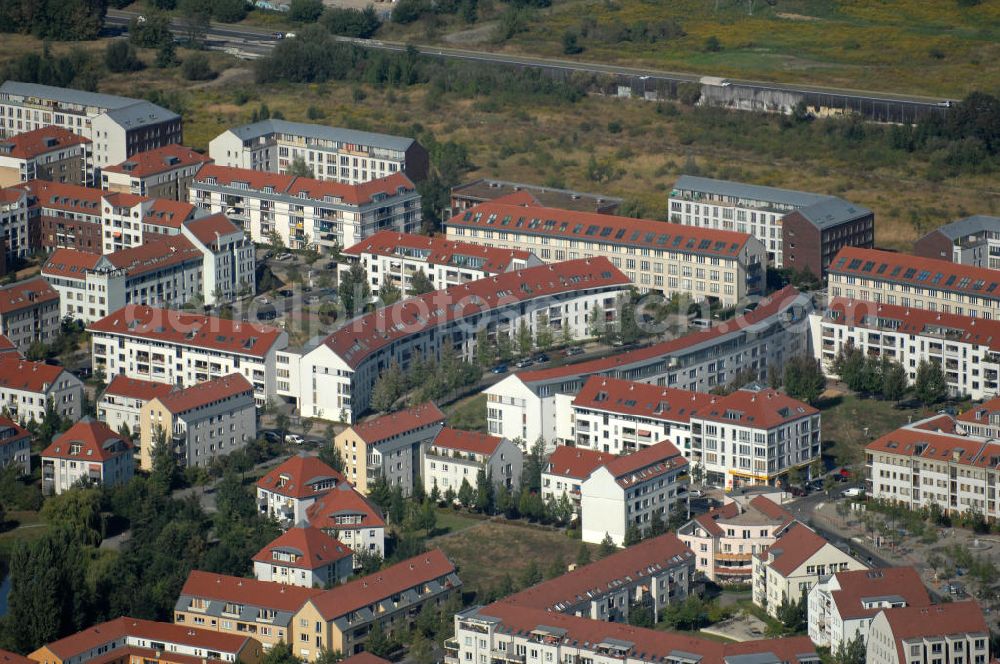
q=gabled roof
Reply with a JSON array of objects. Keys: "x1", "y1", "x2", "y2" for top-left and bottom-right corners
[
  {"x1": 449, "y1": 200, "x2": 756, "y2": 259},
  {"x1": 342, "y1": 230, "x2": 536, "y2": 273},
  {"x1": 829, "y1": 246, "x2": 1000, "y2": 300},
  {"x1": 0, "y1": 276, "x2": 58, "y2": 314},
  {"x1": 572, "y1": 375, "x2": 716, "y2": 424},
  {"x1": 672, "y1": 175, "x2": 828, "y2": 208},
  {"x1": 257, "y1": 454, "x2": 346, "y2": 500},
  {"x1": 689, "y1": 495, "x2": 794, "y2": 538},
  {"x1": 349, "y1": 402, "x2": 445, "y2": 444},
  {"x1": 0, "y1": 649, "x2": 30, "y2": 664},
  {"x1": 143, "y1": 199, "x2": 197, "y2": 229},
  {"x1": 922, "y1": 214, "x2": 1000, "y2": 241},
  {"x1": 760, "y1": 523, "x2": 835, "y2": 577},
  {"x1": 88, "y1": 306, "x2": 284, "y2": 358},
  {"x1": 0, "y1": 335, "x2": 18, "y2": 355},
  {"x1": 41, "y1": 418, "x2": 132, "y2": 462},
  {"x1": 194, "y1": 163, "x2": 295, "y2": 191},
  {"x1": 306, "y1": 549, "x2": 456, "y2": 620},
  {"x1": 432, "y1": 428, "x2": 505, "y2": 456},
  {"x1": 601, "y1": 440, "x2": 687, "y2": 488},
  {"x1": 958, "y1": 396, "x2": 1000, "y2": 427},
  {"x1": 866, "y1": 425, "x2": 1000, "y2": 471},
  {"x1": 0, "y1": 417, "x2": 30, "y2": 449},
  {"x1": 42, "y1": 247, "x2": 102, "y2": 279},
  {"x1": 179, "y1": 569, "x2": 321, "y2": 612},
  {"x1": 101, "y1": 375, "x2": 175, "y2": 402},
  {"x1": 0, "y1": 356, "x2": 67, "y2": 393},
  {"x1": 222, "y1": 119, "x2": 415, "y2": 152},
  {"x1": 104, "y1": 144, "x2": 210, "y2": 177},
  {"x1": 153, "y1": 373, "x2": 253, "y2": 415},
  {"x1": 788, "y1": 197, "x2": 871, "y2": 230},
  {"x1": 881, "y1": 601, "x2": 988, "y2": 663},
  {"x1": 20, "y1": 179, "x2": 103, "y2": 215},
  {"x1": 193, "y1": 165, "x2": 416, "y2": 206},
  {"x1": 342, "y1": 653, "x2": 391, "y2": 664},
  {"x1": 252, "y1": 526, "x2": 353, "y2": 570},
  {"x1": 544, "y1": 445, "x2": 613, "y2": 481},
  {"x1": 692, "y1": 385, "x2": 818, "y2": 429},
  {"x1": 306, "y1": 483, "x2": 386, "y2": 529},
  {"x1": 323, "y1": 258, "x2": 629, "y2": 369},
  {"x1": 0, "y1": 125, "x2": 90, "y2": 159},
  {"x1": 828, "y1": 567, "x2": 930, "y2": 620},
  {"x1": 104, "y1": 236, "x2": 203, "y2": 278},
  {"x1": 451, "y1": 178, "x2": 622, "y2": 213},
  {"x1": 183, "y1": 213, "x2": 241, "y2": 246}
]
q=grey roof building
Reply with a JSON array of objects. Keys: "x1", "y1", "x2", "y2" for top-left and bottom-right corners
[{"x1": 914, "y1": 214, "x2": 1000, "y2": 269}]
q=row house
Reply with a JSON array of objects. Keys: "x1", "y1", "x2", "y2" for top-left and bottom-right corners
[
  {"x1": 340, "y1": 230, "x2": 542, "y2": 293},
  {"x1": 0, "y1": 125, "x2": 92, "y2": 187},
  {"x1": 914, "y1": 214, "x2": 1000, "y2": 270},
  {"x1": 102, "y1": 144, "x2": 212, "y2": 201},
  {"x1": 669, "y1": 174, "x2": 873, "y2": 272},
  {"x1": 445, "y1": 196, "x2": 766, "y2": 306},
  {"x1": 0, "y1": 81, "x2": 182, "y2": 169},
  {"x1": 540, "y1": 445, "x2": 613, "y2": 516},
  {"x1": 139, "y1": 373, "x2": 256, "y2": 470},
  {"x1": 484, "y1": 286, "x2": 813, "y2": 448},
  {"x1": 0, "y1": 276, "x2": 60, "y2": 354},
  {"x1": 811, "y1": 298, "x2": 1000, "y2": 401},
  {"x1": 580, "y1": 440, "x2": 688, "y2": 546},
  {"x1": 828, "y1": 246, "x2": 1000, "y2": 319},
  {"x1": 97, "y1": 374, "x2": 174, "y2": 436},
  {"x1": 297, "y1": 258, "x2": 630, "y2": 423},
  {"x1": 0, "y1": 354, "x2": 83, "y2": 424},
  {"x1": 252, "y1": 526, "x2": 354, "y2": 588},
  {"x1": 208, "y1": 119, "x2": 428, "y2": 185},
  {"x1": 334, "y1": 401, "x2": 445, "y2": 495},
  {"x1": 88, "y1": 306, "x2": 287, "y2": 405},
  {"x1": 40, "y1": 418, "x2": 134, "y2": 495},
  {"x1": 677, "y1": 493, "x2": 795, "y2": 582},
  {"x1": 189, "y1": 164, "x2": 421, "y2": 252},
  {"x1": 422, "y1": 428, "x2": 523, "y2": 496}
]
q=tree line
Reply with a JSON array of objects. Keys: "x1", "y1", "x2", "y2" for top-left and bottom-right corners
[{"x1": 832, "y1": 344, "x2": 947, "y2": 405}]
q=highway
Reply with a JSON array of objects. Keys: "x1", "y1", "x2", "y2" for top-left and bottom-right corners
[{"x1": 106, "y1": 9, "x2": 950, "y2": 119}]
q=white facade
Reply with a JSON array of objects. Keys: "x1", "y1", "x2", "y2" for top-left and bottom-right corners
[
  {"x1": 0, "y1": 277, "x2": 61, "y2": 355},
  {"x1": 180, "y1": 215, "x2": 256, "y2": 305},
  {"x1": 0, "y1": 419, "x2": 30, "y2": 476},
  {"x1": 422, "y1": 432, "x2": 523, "y2": 497},
  {"x1": 0, "y1": 187, "x2": 30, "y2": 261},
  {"x1": 0, "y1": 358, "x2": 84, "y2": 425},
  {"x1": 865, "y1": 604, "x2": 990, "y2": 664}
]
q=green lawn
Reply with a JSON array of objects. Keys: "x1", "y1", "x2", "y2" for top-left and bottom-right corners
[
  {"x1": 432, "y1": 508, "x2": 486, "y2": 537},
  {"x1": 0, "y1": 511, "x2": 49, "y2": 559},
  {"x1": 444, "y1": 394, "x2": 487, "y2": 433}
]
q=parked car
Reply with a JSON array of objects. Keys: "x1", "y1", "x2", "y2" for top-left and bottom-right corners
[
  {"x1": 842, "y1": 487, "x2": 864, "y2": 498},
  {"x1": 272, "y1": 31, "x2": 284, "y2": 39},
  {"x1": 260, "y1": 430, "x2": 281, "y2": 443},
  {"x1": 273, "y1": 253, "x2": 292, "y2": 261},
  {"x1": 514, "y1": 359, "x2": 534, "y2": 369},
  {"x1": 564, "y1": 346, "x2": 584, "y2": 356},
  {"x1": 789, "y1": 486, "x2": 808, "y2": 497},
  {"x1": 687, "y1": 489, "x2": 705, "y2": 498},
  {"x1": 285, "y1": 434, "x2": 305, "y2": 445},
  {"x1": 324, "y1": 261, "x2": 337, "y2": 270},
  {"x1": 533, "y1": 353, "x2": 550, "y2": 364},
  {"x1": 490, "y1": 364, "x2": 508, "y2": 374},
  {"x1": 278, "y1": 289, "x2": 294, "y2": 297}
]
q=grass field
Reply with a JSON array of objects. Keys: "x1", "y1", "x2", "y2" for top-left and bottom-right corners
[
  {"x1": 443, "y1": 394, "x2": 488, "y2": 433},
  {"x1": 0, "y1": 511, "x2": 48, "y2": 559}
]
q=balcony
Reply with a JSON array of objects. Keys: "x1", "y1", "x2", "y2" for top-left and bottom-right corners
[{"x1": 491, "y1": 651, "x2": 525, "y2": 664}]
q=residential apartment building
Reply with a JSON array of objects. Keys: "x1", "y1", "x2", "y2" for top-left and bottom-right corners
[
  {"x1": 484, "y1": 286, "x2": 813, "y2": 448},
  {"x1": 102, "y1": 144, "x2": 212, "y2": 200},
  {"x1": 334, "y1": 402, "x2": 445, "y2": 495},
  {"x1": 569, "y1": 375, "x2": 716, "y2": 458},
  {"x1": 422, "y1": 428, "x2": 523, "y2": 496},
  {"x1": 89, "y1": 306, "x2": 288, "y2": 405},
  {"x1": 445, "y1": 198, "x2": 766, "y2": 306},
  {"x1": 752, "y1": 523, "x2": 866, "y2": 618},
  {"x1": 580, "y1": 440, "x2": 688, "y2": 545},
  {"x1": 304, "y1": 483, "x2": 386, "y2": 561},
  {"x1": 180, "y1": 213, "x2": 257, "y2": 304},
  {"x1": 865, "y1": 415, "x2": 1000, "y2": 522},
  {"x1": 668, "y1": 175, "x2": 873, "y2": 270},
  {"x1": 866, "y1": 602, "x2": 990, "y2": 664},
  {"x1": 40, "y1": 418, "x2": 134, "y2": 495},
  {"x1": 97, "y1": 374, "x2": 174, "y2": 436},
  {"x1": 0, "y1": 186, "x2": 29, "y2": 264},
  {"x1": 677, "y1": 493, "x2": 795, "y2": 582},
  {"x1": 540, "y1": 445, "x2": 613, "y2": 516},
  {"x1": 0, "y1": 81, "x2": 182, "y2": 169},
  {"x1": 811, "y1": 298, "x2": 1000, "y2": 401},
  {"x1": 0, "y1": 417, "x2": 31, "y2": 476},
  {"x1": 340, "y1": 230, "x2": 542, "y2": 293},
  {"x1": 290, "y1": 549, "x2": 460, "y2": 661},
  {"x1": 957, "y1": 395, "x2": 1000, "y2": 438},
  {"x1": 256, "y1": 454, "x2": 349, "y2": 526},
  {"x1": 828, "y1": 247, "x2": 1000, "y2": 319},
  {"x1": 914, "y1": 215, "x2": 1000, "y2": 270},
  {"x1": 0, "y1": 126, "x2": 92, "y2": 187},
  {"x1": 252, "y1": 526, "x2": 353, "y2": 588},
  {"x1": 0, "y1": 276, "x2": 60, "y2": 354},
  {"x1": 189, "y1": 165, "x2": 421, "y2": 252},
  {"x1": 690, "y1": 384, "x2": 821, "y2": 491},
  {"x1": 0, "y1": 355, "x2": 83, "y2": 424},
  {"x1": 140, "y1": 373, "x2": 256, "y2": 470},
  {"x1": 807, "y1": 567, "x2": 930, "y2": 652},
  {"x1": 450, "y1": 179, "x2": 622, "y2": 217},
  {"x1": 30, "y1": 617, "x2": 263, "y2": 664},
  {"x1": 208, "y1": 119, "x2": 428, "y2": 185},
  {"x1": 298, "y1": 258, "x2": 630, "y2": 423},
  {"x1": 174, "y1": 570, "x2": 321, "y2": 652}
]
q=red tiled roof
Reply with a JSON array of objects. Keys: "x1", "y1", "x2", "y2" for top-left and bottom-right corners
[
  {"x1": 179, "y1": 569, "x2": 322, "y2": 611},
  {"x1": 306, "y1": 483, "x2": 386, "y2": 529},
  {"x1": 0, "y1": 417, "x2": 30, "y2": 449},
  {"x1": 342, "y1": 654, "x2": 391, "y2": 664},
  {"x1": 342, "y1": 230, "x2": 536, "y2": 273},
  {"x1": 42, "y1": 247, "x2": 102, "y2": 279},
  {"x1": 825, "y1": 297, "x2": 1000, "y2": 352},
  {"x1": 603, "y1": 440, "x2": 687, "y2": 487},
  {"x1": 881, "y1": 601, "x2": 988, "y2": 663},
  {"x1": 349, "y1": 402, "x2": 445, "y2": 444},
  {"x1": 0, "y1": 356, "x2": 67, "y2": 393},
  {"x1": 517, "y1": 286, "x2": 806, "y2": 384},
  {"x1": 911, "y1": 413, "x2": 957, "y2": 433},
  {"x1": 183, "y1": 212, "x2": 241, "y2": 246},
  {"x1": 251, "y1": 526, "x2": 353, "y2": 569},
  {"x1": 572, "y1": 375, "x2": 716, "y2": 423},
  {"x1": 0, "y1": 334, "x2": 18, "y2": 354},
  {"x1": 693, "y1": 387, "x2": 818, "y2": 429},
  {"x1": 0, "y1": 126, "x2": 89, "y2": 159},
  {"x1": 21, "y1": 179, "x2": 103, "y2": 216},
  {"x1": 692, "y1": 501, "x2": 741, "y2": 537},
  {"x1": 830, "y1": 246, "x2": 1000, "y2": 300},
  {"x1": 828, "y1": 567, "x2": 931, "y2": 620},
  {"x1": 544, "y1": 445, "x2": 613, "y2": 480},
  {"x1": 691, "y1": 495, "x2": 794, "y2": 538},
  {"x1": 958, "y1": 396, "x2": 1000, "y2": 426},
  {"x1": 449, "y1": 200, "x2": 756, "y2": 258},
  {"x1": 502, "y1": 533, "x2": 693, "y2": 611},
  {"x1": 87, "y1": 306, "x2": 284, "y2": 358},
  {"x1": 432, "y1": 427, "x2": 504, "y2": 455},
  {"x1": 747, "y1": 495, "x2": 795, "y2": 523},
  {"x1": 105, "y1": 236, "x2": 202, "y2": 278},
  {"x1": 41, "y1": 419, "x2": 132, "y2": 462},
  {"x1": 761, "y1": 523, "x2": 834, "y2": 576},
  {"x1": 307, "y1": 549, "x2": 456, "y2": 620},
  {"x1": 324, "y1": 257, "x2": 629, "y2": 369},
  {"x1": 866, "y1": 425, "x2": 1000, "y2": 471},
  {"x1": 154, "y1": 373, "x2": 252, "y2": 414},
  {"x1": 103, "y1": 191, "x2": 147, "y2": 208},
  {"x1": 102, "y1": 375, "x2": 175, "y2": 401},
  {"x1": 193, "y1": 163, "x2": 296, "y2": 191},
  {"x1": 143, "y1": 199, "x2": 197, "y2": 229},
  {"x1": 0, "y1": 276, "x2": 58, "y2": 314},
  {"x1": 103, "y1": 144, "x2": 211, "y2": 177},
  {"x1": 257, "y1": 454, "x2": 347, "y2": 500},
  {"x1": 287, "y1": 171, "x2": 416, "y2": 206},
  {"x1": 0, "y1": 188, "x2": 26, "y2": 205},
  {"x1": 0, "y1": 649, "x2": 30, "y2": 664}
]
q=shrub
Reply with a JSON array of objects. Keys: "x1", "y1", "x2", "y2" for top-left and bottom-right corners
[
  {"x1": 105, "y1": 40, "x2": 144, "y2": 73},
  {"x1": 289, "y1": 0, "x2": 324, "y2": 22},
  {"x1": 181, "y1": 52, "x2": 216, "y2": 81},
  {"x1": 321, "y1": 6, "x2": 382, "y2": 38},
  {"x1": 704, "y1": 35, "x2": 722, "y2": 52}
]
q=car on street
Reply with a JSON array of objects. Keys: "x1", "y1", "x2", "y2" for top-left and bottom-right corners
[
  {"x1": 278, "y1": 289, "x2": 294, "y2": 297},
  {"x1": 260, "y1": 430, "x2": 280, "y2": 443},
  {"x1": 285, "y1": 434, "x2": 305, "y2": 445},
  {"x1": 272, "y1": 31, "x2": 284, "y2": 39},
  {"x1": 533, "y1": 353, "x2": 550, "y2": 363},
  {"x1": 842, "y1": 487, "x2": 864, "y2": 498},
  {"x1": 684, "y1": 488, "x2": 704, "y2": 498},
  {"x1": 564, "y1": 346, "x2": 584, "y2": 356},
  {"x1": 515, "y1": 359, "x2": 534, "y2": 368},
  {"x1": 789, "y1": 486, "x2": 808, "y2": 497},
  {"x1": 490, "y1": 364, "x2": 508, "y2": 374},
  {"x1": 274, "y1": 253, "x2": 292, "y2": 261}
]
